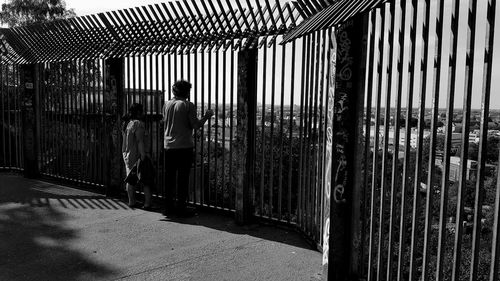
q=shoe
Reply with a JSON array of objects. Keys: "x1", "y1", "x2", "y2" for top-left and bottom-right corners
[{"x1": 128, "y1": 203, "x2": 141, "y2": 209}]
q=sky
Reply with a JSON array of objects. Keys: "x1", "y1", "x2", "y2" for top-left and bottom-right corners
[{"x1": 65, "y1": 0, "x2": 167, "y2": 16}]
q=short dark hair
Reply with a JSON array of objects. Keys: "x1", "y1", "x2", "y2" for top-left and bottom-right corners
[
  {"x1": 172, "y1": 80, "x2": 192, "y2": 98},
  {"x1": 128, "y1": 103, "x2": 143, "y2": 120},
  {"x1": 122, "y1": 103, "x2": 143, "y2": 132}
]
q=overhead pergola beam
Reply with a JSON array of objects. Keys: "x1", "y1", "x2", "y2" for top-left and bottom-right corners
[{"x1": 0, "y1": 0, "x2": 303, "y2": 63}]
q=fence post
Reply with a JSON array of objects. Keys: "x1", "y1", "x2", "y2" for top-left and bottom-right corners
[
  {"x1": 322, "y1": 14, "x2": 369, "y2": 281},
  {"x1": 20, "y1": 64, "x2": 39, "y2": 178},
  {"x1": 103, "y1": 58, "x2": 124, "y2": 196},
  {"x1": 235, "y1": 49, "x2": 257, "y2": 224}
]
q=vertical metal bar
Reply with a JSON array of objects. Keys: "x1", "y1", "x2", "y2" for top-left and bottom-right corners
[
  {"x1": 126, "y1": 57, "x2": 131, "y2": 109},
  {"x1": 6, "y1": 64, "x2": 11, "y2": 168},
  {"x1": 302, "y1": 32, "x2": 313, "y2": 233},
  {"x1": 99, "y1": 59, "x2": 104, "y2": 186},
  {"x1": 57, "y1": 62, "x2": 63, "y2": 177},
  {"x1": 85, "y1": 60, "x2": 92, "y2": 182},
  {"x1": 207, "y1": 50, "x2": 212, "y2": 206},
  {"x1": 92, "y1": 59, "x2": 98, "y2": 184},
  {"x1": 132, "y1": 56, "x2": 136, "y2": 103},
  {"x1": 154, "y1": 53, "x2": 160, "y2": 197},
  {"x1": 409, "y1": 0, "x2": 431, "y2": 278},
  {"x1": 161, "y1": 54, "x2": 166, "y2": 199},
  {"x1": 38, "y1": 63, "x2": 43, "y2": 174},
  {"x1": 62, "y1": 62, "x2": 68, "y2": 180},
  {"x1": 269, "y1": 39, "x2": 277, "y2": 218},
  {"x1": 193, "y1": 50, "x2": 200, "y2": 204},
  {"x1": 470, "y1": 0, "x2": 492, "y2": 279},
  {"x1": 306, "y1": 31, "x2": 315, "y2": 233},
  {"x1": 368, "y1": 8, "x2": 383, "y2": 281},
  {"x1": 421, "y1": 0, "x2": 443, "y2": 278},
  {"x1": 260, "y1": 38, "x2": 268, "y2": 216},
  {"x1": 186, "y1": 52, "x2": 192, "y2": 202},
  {"x1": 138, "y1": 56, "x2": 142, "y2": 107},
  {"x1": 287, "y1": 39, "x2": 296, "y2": 224},
  {"x1": 229, "y1": 42, "x2": 235, "y2": 210},
  {"x1": 396, "y1": 0, "x2": 418, "y2": 277},
  {"x1": 376, "y1": 4, "x2": 392, "y2": 276},
  {"x1": 193, "y1": 50, "x2": 198, "y2": 204},
  {"x1": 149, "y1": 54, "x2": 154, "y2": 193},
  {"x1": 200, "y1": 50, "x2": 206, "y2": 205},
  {"x1": 386, "y1": 0, "x2": 404, "y2": 279},
  {"x1": 451, "y1": 0, "x2": 474, "y2": 277},
  {"x1": 488, "y1": 1, "x2": 500, "y2": 279},
  {"x1": 214, "y1": 50, "x2": 219, "y2": 208},
  {"x1": 297, "y1": 35, "x2": 308, "y2": 228},
  {"x1": 222, "y1": 48, "x2": 227, "y2": 210},
  {"x1": 78, "y1": 60, "x2": 84, "y2": 180},
  {"x1": 14, "y1": 64, "x2": 19, "y2": 168},
  {"x1": 435, "y1": 0, "x2": 459, "y2": 279},
  {"x1": 277, "y1": 40, "x2": 286, "y2": 220},
  {"x1": 311, "y1": 29, "x2": 322, "y2": 236}
]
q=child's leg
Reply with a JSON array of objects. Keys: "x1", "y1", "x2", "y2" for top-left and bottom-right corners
[{"x1": 126, "y1": 183, "x2": 136, "y2": 206}]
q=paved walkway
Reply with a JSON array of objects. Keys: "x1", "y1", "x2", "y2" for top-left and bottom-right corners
[{"x1": 0, "y1": 174, "x2": 322, "y2": 281}]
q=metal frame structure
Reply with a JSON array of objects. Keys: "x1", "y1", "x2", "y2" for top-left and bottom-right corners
[{"x1": 0, "y1": 0, "x2": 301, "y2": 64}]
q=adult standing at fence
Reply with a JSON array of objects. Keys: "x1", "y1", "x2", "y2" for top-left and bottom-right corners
[{"x1": 162, "y1": 80, "x2": 213, "y2": 216}]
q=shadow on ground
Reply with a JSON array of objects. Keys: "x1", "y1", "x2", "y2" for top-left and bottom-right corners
[
  {"x1": 0, "y1": 176, "x2": 130, "y2": 210},
  {"x1": 0, "y1": 176, "x2": 118, "y2": 281},
  {"x1": 160, "y1": 210, "x2": 318, "y2": 252}
]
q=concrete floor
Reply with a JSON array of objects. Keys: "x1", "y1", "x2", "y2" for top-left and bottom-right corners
[{"x1": 0, "y1": 174, "x2": 322, "y2": 281}]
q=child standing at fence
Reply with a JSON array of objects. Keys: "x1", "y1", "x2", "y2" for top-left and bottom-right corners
[
  {"x1": 162, "y1": 80, "x2": 213, "y2": 216},
  {"x1": 122, "y1": 103, "x2": 152, "y2": 209}
]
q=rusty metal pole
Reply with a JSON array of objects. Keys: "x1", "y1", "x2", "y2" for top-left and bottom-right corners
[
  {"x1": 322, "y1": 13, "x2": 368, "y2": 281},
  {"x1": 20, "y1": 63, "x2": 40, "y2": 178},
  {"x1": 235, "y1": 48, "x2": 257, "y2": 224},
  {"x1": 103, "y1": 58, "x2": 124, "y2": 196}
]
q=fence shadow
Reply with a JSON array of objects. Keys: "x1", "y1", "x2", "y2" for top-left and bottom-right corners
[
  {"x1": 160, "y1": 211, "x2": 318, "y2": 252},
  {"x1": 0, "y1": 176, "x2": 130, "y2": 210},
  {"x1": 0, "y1": 185, "x2": 117, "y2": 280}
]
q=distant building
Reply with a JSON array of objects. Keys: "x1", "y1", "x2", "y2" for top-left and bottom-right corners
[{"x1": 446, "y1": 156, "x2": 496, "y2": 182}]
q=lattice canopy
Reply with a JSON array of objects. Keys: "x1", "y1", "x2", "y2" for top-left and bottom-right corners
[{"x1": 0, "y1": 0, "x2": 383, "y2": 64}]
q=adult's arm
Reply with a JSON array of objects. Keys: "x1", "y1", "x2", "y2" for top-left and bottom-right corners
[{"x1": 188, "y1": 103, "x2": 212, "y2": 130}]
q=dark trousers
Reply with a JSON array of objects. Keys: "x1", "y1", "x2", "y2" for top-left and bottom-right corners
[{"x1": 164, "y1": 148, "x2": 193, "y2": 211}]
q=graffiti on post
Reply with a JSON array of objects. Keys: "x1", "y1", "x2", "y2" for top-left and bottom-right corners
[
  {"x1": 322, "y1": 19, "x2": 356, "y2": 277},
  {"x1": 322, "y1": 30, "x2": 337, "y2": 268},
  {"x1": 332, "y1": 20, "x2": 354, "y2": 205}
]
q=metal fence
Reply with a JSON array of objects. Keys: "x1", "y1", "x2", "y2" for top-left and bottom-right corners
[
  {"x1": 119, "y1": 34, "x2": 330, "y2": 243},
  {"x1": 0, "y1": 62, "x2": 22, "y2": 171},
  {"x1": 8, "y1": 32, "x2": 329, "y2": 247},
  {"x1": 38, "y1": 60, "x2": 107, "y2": 187},
  {"x1": 362, "y1": 0, "x2": 500, "y2": 280}
]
